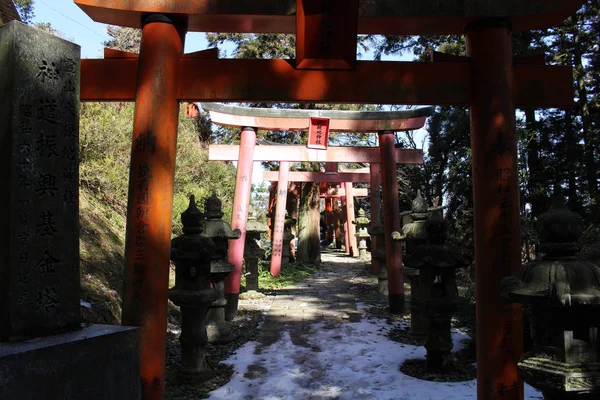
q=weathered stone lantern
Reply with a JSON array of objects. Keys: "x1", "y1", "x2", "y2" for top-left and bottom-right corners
[
  {"x1": 501, "y1": 191, "x2": 600, "y2": 399},
  {"x1": 243, "y1": 214, "x2": 267, "y2": 292},
  {"x1": 200, "y1": 192, "x2": 241, "y2": 344},
  {"x1": 169, "y1": 195, "x2": 218, "y2": 374},
  {"x1": 353, "y1": 208, "x2": 371, "y2": 261},
  {"x1": 282, "y1": 211, "x2": 296, "y2": 268},
  {"x1": 402, "y1": 209, "x2": 468, "y2": 371},
  {"x1": 391, "y1": 191, "x2": 431, "y2": 339},
  {"x1": 368, "y1": 221, "x2": 387, "y2": 295}
]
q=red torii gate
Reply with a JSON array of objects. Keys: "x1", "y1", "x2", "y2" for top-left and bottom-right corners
[
  {"x1": 209, "y1": 144, "x2": 423, "y2": 301},
  {"x1": 74, "y1": 1, "x2": 583, "y2": 399},
  {"x1": 263, "y1": 170, "x2": 371, "y2": 258},
  {"x1": 204, "y1": 102, "x2": 429, "y2": 319}
]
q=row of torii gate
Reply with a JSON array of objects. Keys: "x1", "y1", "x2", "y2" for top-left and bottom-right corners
[
  {"x1": 204, "y1": 102, "x2": 430, "y2": 299},
  {"x1": 74, "y1": 1, "x2": 583, "y2": 399}
]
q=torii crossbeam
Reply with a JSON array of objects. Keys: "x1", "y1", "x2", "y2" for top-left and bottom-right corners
[
  {"x1": 74, "y1": 1, "x2": 584, "y2": 398},
  {"x1": 205, "y1": 103, "x2": 428, "y2": 320}
]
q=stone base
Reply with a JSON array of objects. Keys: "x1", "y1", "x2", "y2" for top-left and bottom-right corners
[
  {"x1": 519, "y1": 355, "x2": 600, "y2": 399},
  {"x1": 224, "y1": 293, "x2": 239, "y2": 321},
  {"x1": 388, "y1": 294, "x2": 405, "y2": 315},
  {"x1": 240, "y1": 291, "x2": 266, "y2": 300},
  {"x1": 0, "y1": 324, "x2": 140, "y2": 400}
]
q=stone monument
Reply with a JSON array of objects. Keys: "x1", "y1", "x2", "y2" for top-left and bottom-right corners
[
  {"x1": 392, "y1": 191, "x2": 431, "y2": 339},
  {"x1": 368, "y1": 221, "x2": 388, "y2": 295},
  {"x1": 402, "y1": 209, "x2": 468, "y2": 371},
  {"x1": 502, "y1": 190, "x2": 600, "y2": 399},
  {"x1": 353, "y1": 208, "x2": 371, "y2": 261},
  {"x1": 282, "y1": 211, "x2": 296, "y2": 268},
  {"x1": 0, "y1": 21, "x2": 139, "y2": 399},
  {"x1": 243, "y1": 214, "x2": 267, "y2": 293},
  {"x1": 169, "y1": 195, "x2": 217, "y2": 374},
  {"x1": 201, "y1": 192, "x2": 241, "y2": 344}
]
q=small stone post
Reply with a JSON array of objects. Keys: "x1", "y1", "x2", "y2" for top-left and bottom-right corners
[
  {"x1": 243, "y1": 215, "x2": 268, "y2": 292},
  {"x1": 392, "y1": 191, "x2": 430, "y2": 339},
  {"x1": 402, "y1": 209, "x2": 468, "y2": 371},
  {"x1": 282, "y1": 212, "x2": 296, "y2": 268},
  {"x1": 353, "y1": 208, "x2": 371, "y2": 261},
  {"x1": 368, "y1": 222, "x2": 388, "y2": 295},
  {"x1": 169, "y1": 196, "x2": 217, "y2": 374},
  {"x1": 200, "y1": 192, "x2": 241, "y2": 344}
]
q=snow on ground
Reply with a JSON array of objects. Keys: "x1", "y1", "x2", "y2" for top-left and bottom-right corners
[{"x1": 208, "y1": 313, "x2": 543, "y2": 400}]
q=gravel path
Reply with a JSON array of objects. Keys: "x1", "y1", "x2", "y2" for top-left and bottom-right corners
[{"x1": 165, "y1": 250, "x2": 384, "y2": 399}]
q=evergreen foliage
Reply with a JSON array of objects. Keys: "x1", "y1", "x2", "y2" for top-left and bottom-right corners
[
  {"x1": 372, "y1": 2, "x2": 600, "y2": 264},
  {"x1": 13, "y1": 0, "x2": 34, "y2": 23},
  {"x1": 79, "y1": 102, "x2": 237, "y2": 236}
]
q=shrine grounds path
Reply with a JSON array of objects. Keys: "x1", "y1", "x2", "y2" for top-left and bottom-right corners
[{"x1": 166, "y1": 250, "x2": 493, "y2": 399}]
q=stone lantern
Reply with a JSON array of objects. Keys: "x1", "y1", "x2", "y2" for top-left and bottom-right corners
[
  {"x1": 501, "y1": 190, "x2": 600, "y2": 399},
  {"x1": 169, "y1": 195, "x2": 218, "y2": 374},
  {"x1": 368, "y1": 221, "x2": 387, "y2": 295},
  {"x1": 391, "y1": 190, "x2": 431, "y2": 339},
  {"x1": 282, "y1": 211, "x2": 296, "y2": 268},
  {"x1": 200, "y1": 192, "x2": 241, "y2": 344},
  {"x1": 243, "y1": 214, "x2": 267, "y2": 292},
  {"x1": 353, "y1": 208, "x2": 371, "y2": 261},
  {"x1": 402, "y1": 209, "x2": 468, "y2": 371}
]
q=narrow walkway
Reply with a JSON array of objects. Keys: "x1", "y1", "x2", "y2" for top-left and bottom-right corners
[
  {"x1": 207, "y1": 251, "x2": 543, "y2": 400},
  {"x1": 259, "y1": 249, "x2": 367, "y2": 350}
]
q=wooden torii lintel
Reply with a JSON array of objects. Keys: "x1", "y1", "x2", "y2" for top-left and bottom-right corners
[
  {"x1": 320, "y1": 188, "x2": 368, "y2": 197},
  {"x1": 209, "y1": 145, "x2": 424, "y2": 164},
  {"x1": 264, "y1": 171, "x2": 371, "y2": 183},
  {"x1": 201, "y1": 102, "x2": 433, "y2": 132}
]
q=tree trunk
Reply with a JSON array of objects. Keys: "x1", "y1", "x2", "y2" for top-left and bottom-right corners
[
  {"x1": 572, "y1": 19, "x2": 599, "y2": 220},
  {"x1": 287, "y1": 183, "x2": 299, "y2": 236},
  {"x1": 564, "y1": 110, "x2": 582, "y2": 215},
  {"x1": 296, "y1": 182, "x2": 321, "y2": 264},
  {"x1": 524, "y1": 108, "x2": 543, "y2": 219}
]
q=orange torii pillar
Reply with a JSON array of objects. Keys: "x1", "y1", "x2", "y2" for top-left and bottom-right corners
[
  {"x1": 271, "y1": 162, "x2": 290, "y2": 276},
  {"x1": 378, "y1": 130, "x2": 404, "y2": 314},
  {"x1": 369, "y1": 163, "x2": 382, "y2": 274},
  {"x1": 120, "y1": 14, "x2": 187, "y2": 400},
  {"x1": 467, "y1": 20, "x2": 523, "y2": 399},
  {"x1": 333, "y1": 196, "x2": 342, "y2": 249},
  {"x1": 325, "y1": 197, "x2": 333, "y2": 244},
  {"x1": 341, "y1": 191, "x2": 349, "y2": 254},
  {"x1": 225, "y1": 127, "x2": 256, "y2": 320},
  {"x1": 343, "y1": 182, "x2": 358, "y2": 256}
]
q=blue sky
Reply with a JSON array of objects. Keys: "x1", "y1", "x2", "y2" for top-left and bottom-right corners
[
  {"x1": 32, "y1": 1, "x2": 408, "y2": 61},
  {"x1": 33, "y1": 0, "x2": 210, "y2": 58}
]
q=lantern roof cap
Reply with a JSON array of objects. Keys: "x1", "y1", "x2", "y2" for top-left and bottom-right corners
[{"x1": 502, "y1": 188, "x2": 600, "y2": 306}]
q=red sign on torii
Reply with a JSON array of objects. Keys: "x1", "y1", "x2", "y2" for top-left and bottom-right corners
[{"x1": 73, "y1": 1, "x2": 583, "y2": 399}]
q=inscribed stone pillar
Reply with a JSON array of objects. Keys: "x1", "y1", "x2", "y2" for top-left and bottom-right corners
[
  {"x1": 0, "y1": 21, "x2": 80, "y2": 341},
  {"x1": 0, "y1": 22, "x2": 141, "y2": 400}
]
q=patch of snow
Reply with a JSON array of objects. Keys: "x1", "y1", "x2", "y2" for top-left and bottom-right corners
[
  {"x1": 209, "y1": 313, "x2": 543, "y2": 400},
  {"x1": 80, "y1": 300, "x2": 92, "y2": 309}
]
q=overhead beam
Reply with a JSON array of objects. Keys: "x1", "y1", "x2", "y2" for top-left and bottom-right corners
[
  {"x1": 263, "y1": 171, "x2": 371, "y2": 183},
  {"x1": 209, "y1": 145, "x2": 424, "y2": 164},
  {"x1": 80, "y1": 58, "x2": 574, "y2": 108},
  {"x1": 202, "y1": 102, "x2": 432, "y2": 132},
  {"x1": 75, "y1": 0, "x2": 584, "y2": 34},
  {"x1": 320, "y1": 188, "x2": 368, "y2": 197}
]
